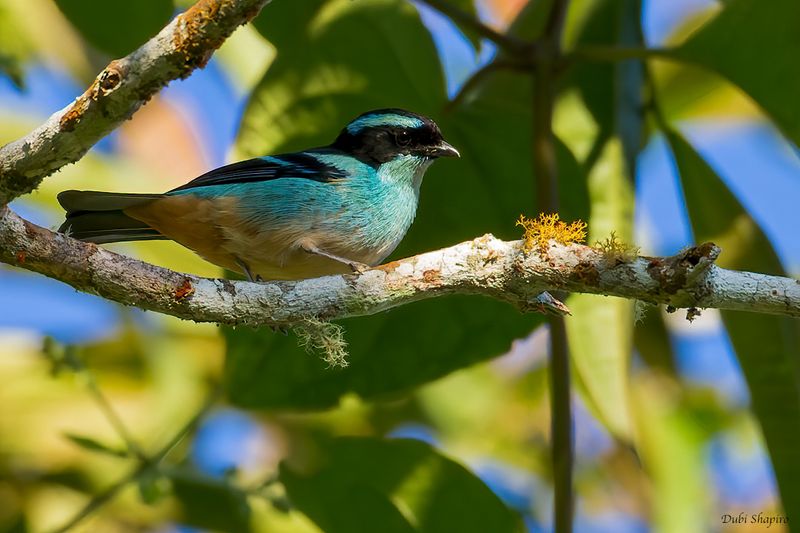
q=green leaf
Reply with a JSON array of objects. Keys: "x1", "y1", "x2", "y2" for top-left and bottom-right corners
[
  {"x1": 632, "y1": 376, "x2": 710, "y2": 531},
  {"x1": 664, "y1": 128, "x2": 800, "y2": 522},
  {"x1": 137, "y1": 466, "x2": 170, "y2": 505},
  {"x1": 226, "y1": 297, "x2": 538, "y2": 409},
  {"x1": 505, "y1": 0, "x2": 554, "y2": 41},
  {"x1": 281, "y1": 437, "x2": 522, "y2": 533},
  {"x1": 676, "y1": 0, "x2": 800, "y2": 147},
  {"x1": 237, "y1": 0, "x2": 445, "y2": 158},
  {"x1": 53, "y1": 0, "x2": 174, "y2": 57},
  {"x1": 558, "y1": 0, "x2": 643, "y2": 440},
  {"x1": 63, "y1": 433, "x2": 129, "y2": 458},
  {"x1": 565, "y1": 139, "x2": 635, "y2": 439},
  {"x1": 250, "y1": 0, "x2": 328, "y2": 49},
  {"x1": 0, "y1": 54, "x2": 23, "y2": 89},
  {"x1": 425, "y1": 0, "x2": 483, "y2": 49},
  {"x1": 633, "y1": 306, "x2": 677, "y2": 375},
  {"x1": 171, "y1": 470, "x2": 252, "y2": 532},
  {"x1": 228, "y1": 0, "x2": 589, "y2": 409},
  {"x1": 0, "y1": 2, "x2": 33, "y2": 90}
]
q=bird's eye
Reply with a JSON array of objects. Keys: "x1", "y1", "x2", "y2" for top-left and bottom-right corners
[{"x1": 394, "y1": 131, "x2": 412, "y2": 147}]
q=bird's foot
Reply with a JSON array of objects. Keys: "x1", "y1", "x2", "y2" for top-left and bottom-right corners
[
  {"x1": 526, "y1": 291, "x2": 571, "y2": 316},
  {"x1": 348, "y1": 261, "x2": 370, "y2": 274}
]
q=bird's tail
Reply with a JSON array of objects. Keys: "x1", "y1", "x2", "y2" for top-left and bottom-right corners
[{"x1": 58, "y1": 190, "x2": 166, "y2": 244}]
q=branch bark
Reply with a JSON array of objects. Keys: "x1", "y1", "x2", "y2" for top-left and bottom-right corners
[
  {"x1": 0, "y1": 0, "x2": 269, "y2": 205},
  {"x1": 2, "y1": 207, "x2": 798, "y2": 326}
]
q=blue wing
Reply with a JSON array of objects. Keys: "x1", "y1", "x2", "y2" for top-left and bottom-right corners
[{"x1": 168, "y1": 151, "x2": 349, "y2": 193}]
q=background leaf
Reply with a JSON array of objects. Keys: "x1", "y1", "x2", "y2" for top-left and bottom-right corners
[
  {"x1": 632, "y1": 374, "x2": 710, "y2": 532},
  {"x1": 0, "y1": 1, "x2": 29, "y2": 89},
  {"x1": 676, "y1": 0, "x2": 800, "y2": 147},
  {"x1": 53, "y1": 0, "x2": 174, "y2": 57},
  {"x1": 171, "y1": 470, "x2": 252, "y2": 532},
  {"x1": 556, "y1": 0, "x2": 643, "y2": 439},
  {"x1": 63, "y1": 433, "x2": 128, "y2": 458},
  {"x1": 227, "y1": 0, "x2": 588, "y2": 409},
  {"x1": 280, "y1": 437, "x2": 523, "y2": 533},
  {"x1": 226, "y1": 297, "x2": 537, "y2": 409},
  {"x1": 665, "y1": 128, "x2": 800, "y2": 522},
  {"x1": 565, "y1": 140, "x2": 635, "y2": 439}
]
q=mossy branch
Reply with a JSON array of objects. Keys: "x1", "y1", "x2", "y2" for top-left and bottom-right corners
[{"x1": 1, "y1": 206, "x2": 798, "y2": 328}]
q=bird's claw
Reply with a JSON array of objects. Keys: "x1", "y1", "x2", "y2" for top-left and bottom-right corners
[{"x1": 527, "y1": 291, "x2": 571, "y2": 316}]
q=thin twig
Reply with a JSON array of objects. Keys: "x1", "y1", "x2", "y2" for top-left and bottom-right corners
[
  {"x1": 151, "y1": 385, "x2": 222, "y2": 463},
  {"x1": 51, "y1": 469, "x2": 138, "y2": 533},
  {"x1": 416, "y1": 0, "x2": 533, "y2": 55},
  {"x1": 542, "y1": 0, "x2": 570, "y2": 45},
  {"x1": 51, "y1": 387, "x2": 221, "y2": 533},
  {"x1": 547, "y1": 317, "x2": 573, "y2": 532},
  {"x1": 445, "y1": 59, "x2": 533, "y2": 112},
  {"x1": 532, "y1": 1, "x2": 574, "y2": 531},
  {"x1": 77, "y1": 359, "x2": 148, "y2": 462}
]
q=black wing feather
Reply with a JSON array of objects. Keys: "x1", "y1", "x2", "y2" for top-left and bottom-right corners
[{"x1": 168, "y1": 152, "x2": 348, "y2": 193}]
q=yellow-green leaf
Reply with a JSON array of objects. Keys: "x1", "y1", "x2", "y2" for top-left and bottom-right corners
[
  {"x1": 665, "y1": 128, "x2": 800, "y2": 522},
  {"x1": 676, "y1": 0, "x2": 800, "y2": 146},
  {"x1": 281, "y1": 437, "x2": 523, "y2": 533}
]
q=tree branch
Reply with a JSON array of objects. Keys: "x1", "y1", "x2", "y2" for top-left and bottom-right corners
[
  {"x1": 445, "y1": 58, "x2": 533, "y2": 112},
  {"x1": 0, "y1": 0, "x2": 269, "y2": 205},
  {"x1": 415, "y1": 0, "x2": 534, "y2": 55},
  {"x1": 2, "y1": 207, "x2": 798, "y2": 327}
]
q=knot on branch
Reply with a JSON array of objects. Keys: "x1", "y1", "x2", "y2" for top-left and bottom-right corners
[
  {"x1": 646, "y1": 242, "x2": 720, "y2": 297},
  {"x1": 60, "y1": 62, "x2": 126, "y2": 133},
  {"x1": 95, "y1": 63, "x2": 124, "y2": 96},
  {"x1": 174, "y1": 278, "x2": 195, "y2": 301}
]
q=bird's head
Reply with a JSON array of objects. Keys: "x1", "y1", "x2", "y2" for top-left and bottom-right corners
[{"x1": 332, "y1": 109, "x2": 459, "y2": 167}]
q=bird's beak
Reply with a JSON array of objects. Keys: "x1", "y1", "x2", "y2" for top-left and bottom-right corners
[{"x1": 429, "y1": 140, "x2": 460, "y2": 158}]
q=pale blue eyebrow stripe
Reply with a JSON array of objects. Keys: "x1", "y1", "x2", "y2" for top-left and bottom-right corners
[{"x1": 347, "y1": 113, "x2": 424, "y2": 134}]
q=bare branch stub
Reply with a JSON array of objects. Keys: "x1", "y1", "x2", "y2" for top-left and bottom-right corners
[{"x1": 645, "y1": 242, "x2": 719, "y2": 290}]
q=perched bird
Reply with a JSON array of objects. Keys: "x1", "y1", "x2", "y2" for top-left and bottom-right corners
[{"x1": 58, "y1": 109, "x2": 459, "y2": 281}]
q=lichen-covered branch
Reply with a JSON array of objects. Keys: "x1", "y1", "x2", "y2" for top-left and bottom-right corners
[
  {"x1": 0, "y1": 0, "x2": 269, "y2": 205},
  {"x1": 2, "y1": 207, "x2": 797, "y2": 326}
]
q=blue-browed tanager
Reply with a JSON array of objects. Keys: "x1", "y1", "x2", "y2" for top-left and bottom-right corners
[{"x1": 58, "y1": 109, "x2": 459, "y2": 281}]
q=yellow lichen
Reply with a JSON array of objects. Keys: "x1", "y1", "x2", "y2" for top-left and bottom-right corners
[
  {"x1": 516, "y1": 213, "x2": 587, "y2": 254},
  {"x1": 593, "y1": 231, "x2": 640, "y2": 263}
]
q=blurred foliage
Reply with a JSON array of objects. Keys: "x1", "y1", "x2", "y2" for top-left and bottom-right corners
[
  {"x1": 0, "y1": 2, "x2": 29, "y2": 88},
  {"x1": 675, "y1": 0, "x2": 800, "y2": 147},
  {"x1": 0, "y1": 0, "x2": 799, "y2": 531},
  {"x1": 229, "y1": 0, "x2": 569, "y2": 410},
  {"x1": 280, "y1": 437, "x2": 523, "y2": 533},
  {"x1": 665, "y1": 127, "x2": 800, "y2": 522},
  {"x1": 53, "y1": 0, "x2": 174, "y2": 58}
]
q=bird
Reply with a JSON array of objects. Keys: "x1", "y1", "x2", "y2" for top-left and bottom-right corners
[{"x1": 57, "y1": 108, "x2": 459, "y2": 281}]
